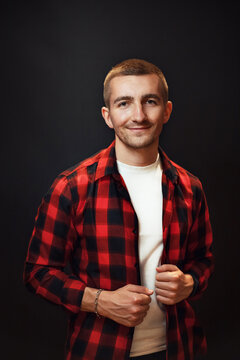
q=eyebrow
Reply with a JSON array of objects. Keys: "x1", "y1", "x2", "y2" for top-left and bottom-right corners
[
  {"x1": 113, "y1": 93, "x2": 161, "y2": 105},
  {"x1": 142, "y1": 93, "x2": 161, "y2": 101},
  {"x1": 113, "y1": 96, "x2": 133, "y2": 104}
]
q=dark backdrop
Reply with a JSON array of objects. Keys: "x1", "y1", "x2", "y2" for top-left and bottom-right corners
[{"x1": 1, "y1": 1, "x2": 240, "y2": 359}]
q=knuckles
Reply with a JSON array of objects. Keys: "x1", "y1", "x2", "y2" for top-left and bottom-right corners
[
  {"x1": 130, "y1": 303, "x2": 149, "y2": 315},
  {"x1": 131, "y1": 306, "x2": 140, "y2": 315},
  {"x1": 132, "y1": 294, "x2": 151, "y2": 305},
  {"x1": 170, "y1": 283, "x2": 178, "y2": 291},
  {"x1": 132, "y1": 296, "x2": 139, "y2": 304},
  {"x1": 132, "y1": 316, "x2": 145, "y2": 326}
]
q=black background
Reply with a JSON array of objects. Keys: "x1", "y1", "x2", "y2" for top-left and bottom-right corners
[{"x1": 1, "y1": 1, "x2": 240, "y2": 359}]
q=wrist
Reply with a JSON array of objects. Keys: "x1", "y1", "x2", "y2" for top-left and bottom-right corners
[
  {"x1": 185, "y1": 272, "x2": 199, "y2": 297},
  {"x1": 81, "y1": 287, "x2": 99, "y2": 313},
  {"x1": 94, "y1": 289, "x2": 104, "y2": 318},
  {"x1": 96, "y1": 289, "x2": 111, "y2": 318},
  {"x1": 81, "y1": 287, "x2": 110, "y2": 318},
  {"x1": 184, "y1": 274, "x2": 194, "y2": 297}
]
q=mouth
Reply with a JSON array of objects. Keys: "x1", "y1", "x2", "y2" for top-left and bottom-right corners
[{"x1": 127, "y1": 126, "x2": 151, "y2": 131}]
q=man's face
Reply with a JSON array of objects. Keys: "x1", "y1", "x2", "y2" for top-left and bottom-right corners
[{"x1": 102, "y1": 74, "x2": 172, "y2": 152}]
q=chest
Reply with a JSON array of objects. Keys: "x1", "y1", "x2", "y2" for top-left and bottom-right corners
[{"x1": 73, "y1": 176, "x2": 193, "y2": 286}]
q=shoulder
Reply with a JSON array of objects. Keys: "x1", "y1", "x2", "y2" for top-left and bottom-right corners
[
  {"x1": 47, "y1": 147, "x2": 107, "y2": 202},
  {"x1": 173, "y1": 160, "x2": 203, "y2": 189},
  {"x1": 160, "y1": 147, "x2": 203, "y2": 192},
  {"x1": 61, "y1": 149, "x2": 104, "y2": 180},
  {"x1": 166, "y1": 156, "x2": 205, "y2": 205}
]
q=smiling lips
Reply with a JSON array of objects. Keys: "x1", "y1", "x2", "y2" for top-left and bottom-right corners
[{"x1": 127, "y1": 126, "x2": 151, "y2": 131}]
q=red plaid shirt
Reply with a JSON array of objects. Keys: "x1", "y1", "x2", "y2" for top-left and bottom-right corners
[{"x1": 24, "y1": 141, "x2": 213, "y2": 360}]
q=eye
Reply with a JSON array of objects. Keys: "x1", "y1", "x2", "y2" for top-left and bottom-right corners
[
  {"x1": 118, "y1": 101, "x2": 128, "y2": 107},
  {"x1": 146, "y1": 99, "x2": 157, "y2": 105}
]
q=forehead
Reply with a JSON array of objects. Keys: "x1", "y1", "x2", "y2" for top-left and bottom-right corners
[{"x1": 109, "y1": 74, "x2": 161, "y2": 102}]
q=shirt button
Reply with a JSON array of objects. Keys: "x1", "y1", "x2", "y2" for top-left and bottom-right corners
[{"x1": 132, "y1": 229, "x2": 137, "y2": 234}]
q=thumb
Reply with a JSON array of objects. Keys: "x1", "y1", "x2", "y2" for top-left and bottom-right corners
[
  {"x1": 156, "y1": 264, "x2": 179, "y2": 273},
  {"x1": 127, "y1": 284, "x2": 153, "y2": 295}
]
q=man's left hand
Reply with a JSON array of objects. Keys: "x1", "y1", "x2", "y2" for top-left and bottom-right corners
[{"x1": 155, "y1": 264, "x2": 194, "y2": 305}]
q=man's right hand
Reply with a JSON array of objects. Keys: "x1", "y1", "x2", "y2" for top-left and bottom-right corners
[{"x1": 97, "y1": 284, "x2": 153, "y2": 327}]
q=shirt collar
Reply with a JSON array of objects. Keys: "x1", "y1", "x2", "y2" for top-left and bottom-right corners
[
  {"x1": 95, "y1": 141, "x2": 118, "y2": 181},
  {"x1": 95, "y1": 140, "x2": 178, "y2": 184},
  {"x1": 158, "y1": 146, "x2": 178, "y2": 184}
]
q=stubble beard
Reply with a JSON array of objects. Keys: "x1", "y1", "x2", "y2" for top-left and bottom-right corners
[{"x1": 115, "y1": 127, "x2": 158, "y2": 150}]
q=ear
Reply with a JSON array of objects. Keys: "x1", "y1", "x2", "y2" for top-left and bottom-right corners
[
  {"x1": 101, "y1": 106, "x2": 114, "y2": 129},
  {"x1": 163, "y1": 101, "x2": 173, "y2": 124}
]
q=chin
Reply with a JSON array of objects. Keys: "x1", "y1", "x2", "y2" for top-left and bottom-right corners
[{"x1": 125, "y1": 138, "x2": 156, "y2": 149}]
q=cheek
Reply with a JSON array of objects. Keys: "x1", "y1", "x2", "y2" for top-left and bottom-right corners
[
  {"x1": 152, "y1": 111, "x2": 165, "y2": 125},
  {"x1": 111, "y1": 112, "x2": 130, "y2": 127}
]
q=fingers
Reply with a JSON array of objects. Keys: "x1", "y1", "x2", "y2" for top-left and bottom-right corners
[
  {"x1": 156, "y1": 272, "x2": 173, "y2": 282},
  {"x1": 155, "y1": 266, "x2": 190, "y2": 305},
  {"x1": 155, "y1": 287, "x2": 175, "y2": 300},
  {"x1": 155, "y1": 280, "x2": 177, "y2": 291},
  {"x1": 127, "y1": 314, "x2": 147, "y2": 327},
  {"x1": 156, "y1": 293, "x2": 176, "y2": 305},
  {"x1": 101, "y1": 284, "x2": 153, "y2": 327},
  {"x1": 131, "y1": 304, "x2": 150, "y2": 316},
  {"x1": 156, "y1": 267, "x2": 183, "y2": 282},
  {"x1": 124, "y1": 285, "x2": 153, "y2": 306},
  {"x1": 155, "y1": 285, "x2": 179, "y2": 305},
  {"x1": 132, "y1": 293, "x2": 152, "y2": 306},
  {"x1": 127, "y1": 284, "x2": 153, "y2": 296},
  {"x1": 156, "y1": 264, "x2": 179, "y2": 272},
  {"x1": 127, "y1": 304, "x2": 150, "y2": 326}
]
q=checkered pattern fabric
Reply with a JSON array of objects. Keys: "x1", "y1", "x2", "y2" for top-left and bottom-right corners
[{"x1": 24, "y1": 141, "x2": 213, "y2": 360}]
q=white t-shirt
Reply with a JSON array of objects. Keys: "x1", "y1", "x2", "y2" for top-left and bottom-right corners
[{"x1": 117, "y1": 155, "x2": 166, "y2": 357}]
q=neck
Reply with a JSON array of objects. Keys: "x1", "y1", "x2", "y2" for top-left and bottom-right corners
[{"x1": 115, "y1": 138, "x2": 159, "y2": 166}]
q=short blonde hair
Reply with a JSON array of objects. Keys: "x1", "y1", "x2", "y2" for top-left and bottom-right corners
[{"x1": 103, "y1": 58, "x2": 168, "y2": 108}]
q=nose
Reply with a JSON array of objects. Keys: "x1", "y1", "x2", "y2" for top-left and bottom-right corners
[{"x1": 132, "y1": 102, "x2": 146, "y2": 122}]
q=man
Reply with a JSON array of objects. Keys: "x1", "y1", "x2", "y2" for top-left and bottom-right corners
[{"x1": 24, "y1": 59, "x2": 214, "y2": 360}]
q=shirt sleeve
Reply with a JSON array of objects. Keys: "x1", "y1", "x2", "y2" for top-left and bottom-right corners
[
  {"x1": 184, "y1": 182, "x2": 214, "y2": 300},
  {"x1": 23, "y1": 174, "x2": 86, "y2": 314}
]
